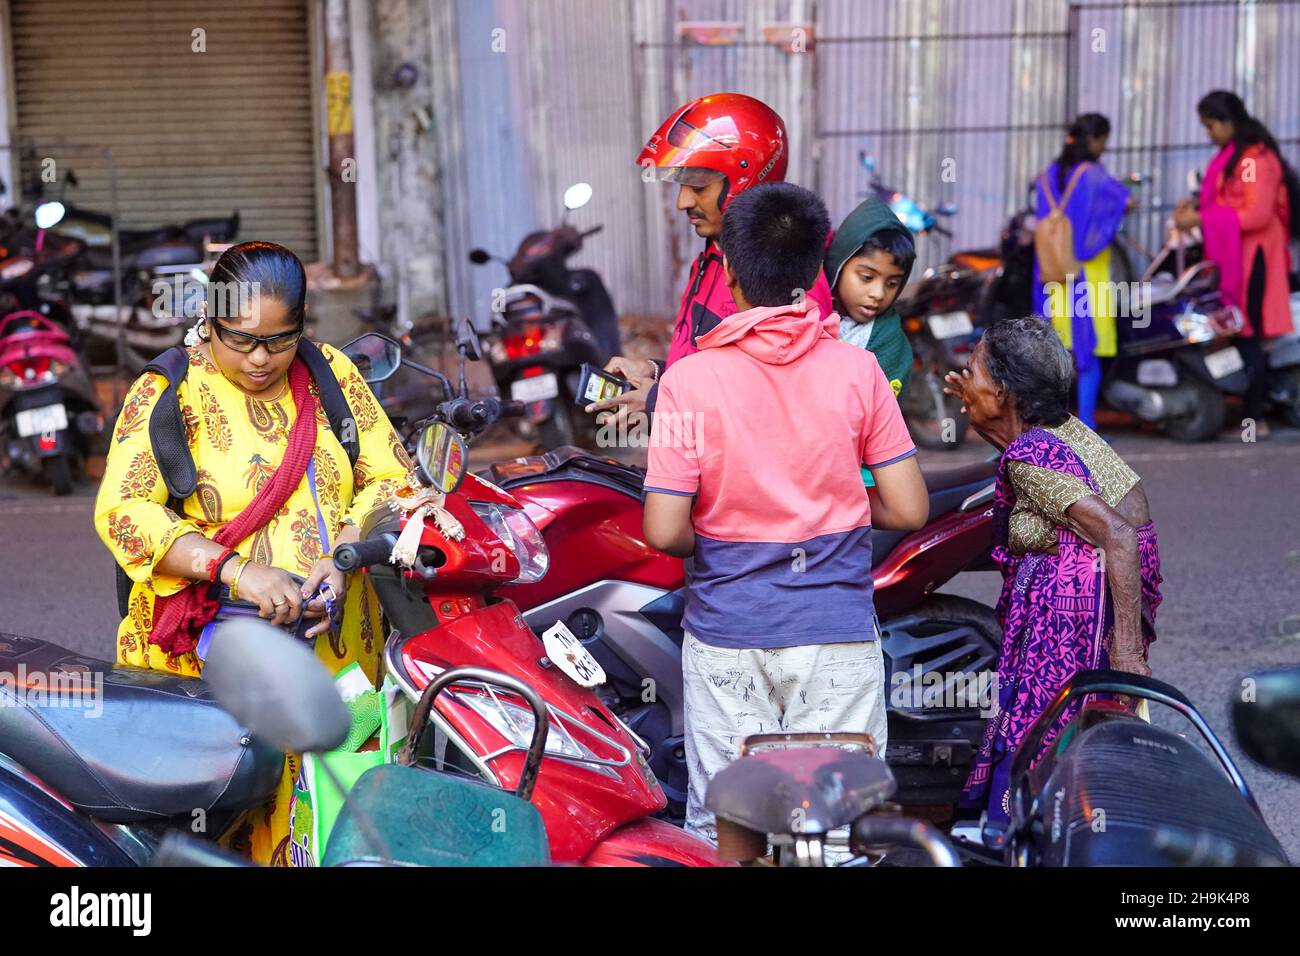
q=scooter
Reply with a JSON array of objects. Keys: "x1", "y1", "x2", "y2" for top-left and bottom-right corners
[
  {"x1": 0, "y1": 306, "x2": 101, "y2": 494},
  {"x1": 469, "y1": 182, "x2": 618, "y2": 450},
  {"x1": 335, "y1": 326, "x2": 721, "y2": 865}
]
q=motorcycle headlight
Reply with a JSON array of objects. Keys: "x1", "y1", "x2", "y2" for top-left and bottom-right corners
[
  {"x1": 1175, "y1": 310, "x2": 1215, "y2": 344},
  {"x1": 452, "y1": 690, "x2": 619, "y2": 779},
  {"x1": 469, "y1": 501, "x2": 549, "y2": 583}
]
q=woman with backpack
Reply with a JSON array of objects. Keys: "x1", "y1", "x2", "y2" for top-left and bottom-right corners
[
  {"x1": 93, "y1": 241, "x2": 411, "y2": 865},
  {"x1": 1175, "y1": 91, "x2": 1296, "y2": 439},
  {"x1": 1034, "y1": 113, "x2": 1133, "y2": 431}
]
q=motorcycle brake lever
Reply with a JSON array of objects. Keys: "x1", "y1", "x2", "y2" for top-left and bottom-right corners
[{"x1": 411, "y1": 550, "x2": 439, "y2": 581}]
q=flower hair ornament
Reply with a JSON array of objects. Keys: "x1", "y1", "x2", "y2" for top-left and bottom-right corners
[{"x1": 183, "y1": 311, "x2": 209, "y2": 348}]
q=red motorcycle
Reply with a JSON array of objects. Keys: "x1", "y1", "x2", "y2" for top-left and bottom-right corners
[{"x1": 336, "y1": 328, "x2": 721, "y2": 866}]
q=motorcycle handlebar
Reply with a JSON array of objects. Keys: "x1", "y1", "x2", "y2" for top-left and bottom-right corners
[{"x1": 332, "y1": 534, "x2": 397, "y2": 573}]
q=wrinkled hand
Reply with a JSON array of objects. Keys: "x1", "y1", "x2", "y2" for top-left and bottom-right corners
[
  {"x1": 299, "y1": 557, "x2": 347, "y2": 639},
  {"x1": 236, "y1": 563, "x2": 306, "y2": 628},
  {"x1": 943, "y1": 367, "x2": 973, "y2": 413},
  {"x1": 585, "y1": 356, "x2": 655, "y2": 427}
]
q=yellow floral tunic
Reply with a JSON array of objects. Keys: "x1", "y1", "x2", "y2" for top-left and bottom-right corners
[{"x1": 93, "y1": 341, "x2": 412, "y2": 865}]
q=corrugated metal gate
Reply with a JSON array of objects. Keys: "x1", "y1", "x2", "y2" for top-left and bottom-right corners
[{"x1": 9, "y1": 0, "x2": 320, "y2": 259}]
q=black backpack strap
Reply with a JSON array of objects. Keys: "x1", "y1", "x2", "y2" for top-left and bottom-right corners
[
  {"x1": 297, "y1": 337, "x2": 360, "y2": 467},
  {"x1": 141, "y1": 345, "x2": 199, "y2": 501},
  {"x1": 113, "y1": 346, "x2": 193, "y2": 621}
]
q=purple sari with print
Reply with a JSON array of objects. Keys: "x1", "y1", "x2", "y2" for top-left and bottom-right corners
[{"x1": 959, "y1": 428, "x2": 1163, "y2": 823}]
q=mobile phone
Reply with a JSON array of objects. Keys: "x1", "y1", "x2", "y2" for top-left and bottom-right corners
[{"x1": 576, "y1": 363, "x2": 631, "y2": 408}]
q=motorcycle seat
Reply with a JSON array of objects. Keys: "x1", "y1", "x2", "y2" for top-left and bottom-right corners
[
  {"x1": 1030, "y1": 716, "x2": 1288, "y2": 866},
  {"x1": 0, "y1": 633, "x2": 283, "y2": 824},
  {"x1": 705, "y1": 741, "x2": 894, "y2": 837}
]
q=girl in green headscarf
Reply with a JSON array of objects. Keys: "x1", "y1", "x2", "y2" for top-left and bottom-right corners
[{"x1": 825, "y1": 198, "x2": 917, "y2": 486}]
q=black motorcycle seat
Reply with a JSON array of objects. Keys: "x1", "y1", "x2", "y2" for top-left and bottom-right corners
[
  {"x1": 182, "y1": 212, "x2": 239, "y2": 243},
  {"x1": 705, "y1": 743, "x2": 895, "y2": 836},
  {"x1": 0, "y1": 633, "x2": 283, "y2": 824},
  {"x1": 1032, "y1": 716, "x2": 1288, "y2": 866},
  {"x1": 923, "y1": 458, "x2": 998, "y2": 496}
]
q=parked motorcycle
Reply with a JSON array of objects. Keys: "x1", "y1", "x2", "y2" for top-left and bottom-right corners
[
  {"x1": 469, "y1": 182, "x2": 618, "y2": 450},
  {"x1": 19, "y1": 173, "x2": 238, "y2": 374},
  {"x1": 336, "y1": 326, "x2": 721, "y2": 865},
  {"x1": 0, "y1": 305, "x2": 101, "y2": 494}
]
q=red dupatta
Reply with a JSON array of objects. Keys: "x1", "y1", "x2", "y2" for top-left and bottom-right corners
[{"x1": 146, "y1": 358, "x2": 318, "y2": 656}]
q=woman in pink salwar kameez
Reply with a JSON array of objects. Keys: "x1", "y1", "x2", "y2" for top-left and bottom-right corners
[{"x1": 1175, "y1": 91, "x2": 1297, "y2": 438}]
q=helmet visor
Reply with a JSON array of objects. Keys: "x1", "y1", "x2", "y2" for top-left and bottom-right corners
[{"x1": 645, "y1": 165, "x2": 726, "y2": 188}]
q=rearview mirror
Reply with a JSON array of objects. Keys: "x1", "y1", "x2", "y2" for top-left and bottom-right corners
[
  {"x1": 415, "y1": 422, "x2": 468, "y2": 494},
  {"x1": 1233, "y1": 667, "x2": 1300, "y2": 777},
  {"x1": 859, "y1": 152, "x2": 878, "y2": 172},
  {"x1": 203, "y1": 619, "x2": 351, "y2": 754},
  {"x1": 456, "y1": 317, "x2": 482, "y2": 362},
  {"x1": 341, "y1": 332, "x2": 402, "y2": 385},
  {"x1": 468, "y1": 248, "x2": 492, "y2": 265},
  {"x1": 563, "y1": 182, "x2": 593, "y2": 211}
]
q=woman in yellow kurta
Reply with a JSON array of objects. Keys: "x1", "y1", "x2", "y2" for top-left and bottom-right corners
[{"x1": 93, "y1": 241, "x2": 411, "y2": 866}]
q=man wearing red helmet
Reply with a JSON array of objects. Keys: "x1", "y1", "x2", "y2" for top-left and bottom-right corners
[{"x1": 586, "y1": 93, "x2": 834, "y2": 423}]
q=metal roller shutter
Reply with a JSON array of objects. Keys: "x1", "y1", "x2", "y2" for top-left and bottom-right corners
[{"x1": 10, "y1": 0, "x2": 319, "y2": 260}]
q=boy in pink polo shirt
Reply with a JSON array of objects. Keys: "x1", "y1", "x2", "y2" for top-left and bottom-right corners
[{"x1": 643, "y1": 182, "x2": 930, "y2": 843}]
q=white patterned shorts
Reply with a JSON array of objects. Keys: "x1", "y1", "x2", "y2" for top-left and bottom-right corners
[{"x1": 681, "y1": 630, "x2": 888, "y2": 845}]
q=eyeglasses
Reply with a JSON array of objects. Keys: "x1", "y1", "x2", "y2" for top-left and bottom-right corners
[{"x1": 209, "y1": 320, "x2": 304, "y2": 354}]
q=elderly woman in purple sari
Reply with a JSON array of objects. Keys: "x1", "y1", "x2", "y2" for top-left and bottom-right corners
[
  {"x1": 1034, "y1": 113, "x2": 1134, "y2": 430},
  {"x1": 944, "y1": 318, "x2": 1163, "y2": 823}
]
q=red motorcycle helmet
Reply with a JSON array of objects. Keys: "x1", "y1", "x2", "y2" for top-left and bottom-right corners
[{"x1": 636, "y1": 93, "x2": 788, "y2": 208}]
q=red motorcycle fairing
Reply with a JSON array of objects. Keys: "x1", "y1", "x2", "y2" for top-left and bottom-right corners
[
  {"x1": 397, "y1": 601, "x2": 674, "y2": 864},
  {"x1": 870, "y1": 503, "x2": 996, "y2": 619},
  {"x1": 502, "y1": 481, "x2": 685, "y2": 608},
  {"x1": 583, "y1": 817, "x2": 728, "y2": 867}
]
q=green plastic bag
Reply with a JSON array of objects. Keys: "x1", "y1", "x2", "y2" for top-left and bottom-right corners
[{"x1": 286, "y1": 664, "x2": 410, "y2": 867}]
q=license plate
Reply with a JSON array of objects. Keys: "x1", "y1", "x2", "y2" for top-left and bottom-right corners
[
  {"x1": 511, "y1": 373, "x2": 559, "y2": 402},
  {"x1": 542, "y1": 621, "x2": 606, "y2": 688},
  {"x1": 1205, "y1": 346, "x2": 1244, "y2": 379},
  {"x1": 1136, "y1": 359, "x2": 1178, "y2": 387},
  {"x1": 15, "y1": 404, "x2": 68, "y2": 438},
  {"x1": 928, "y1": 311, "x2": 974, "y2": 339}
]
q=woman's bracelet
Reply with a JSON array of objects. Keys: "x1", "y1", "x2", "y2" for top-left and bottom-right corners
[
  {"x1": 210, "y1": 548, "x2": 239, "y2": 583},
  {"x1": 229, "y1": 557, "x2": 251, "y2": 601}
]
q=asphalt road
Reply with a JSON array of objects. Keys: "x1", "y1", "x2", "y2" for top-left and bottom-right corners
[{"x1": 2, "y1": 422, "x2": 1298, "y2": 859}]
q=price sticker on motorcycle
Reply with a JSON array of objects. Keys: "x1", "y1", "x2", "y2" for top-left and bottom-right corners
[{"x1": 542, "y1": 621, "x2": 606, "y2": 688}]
